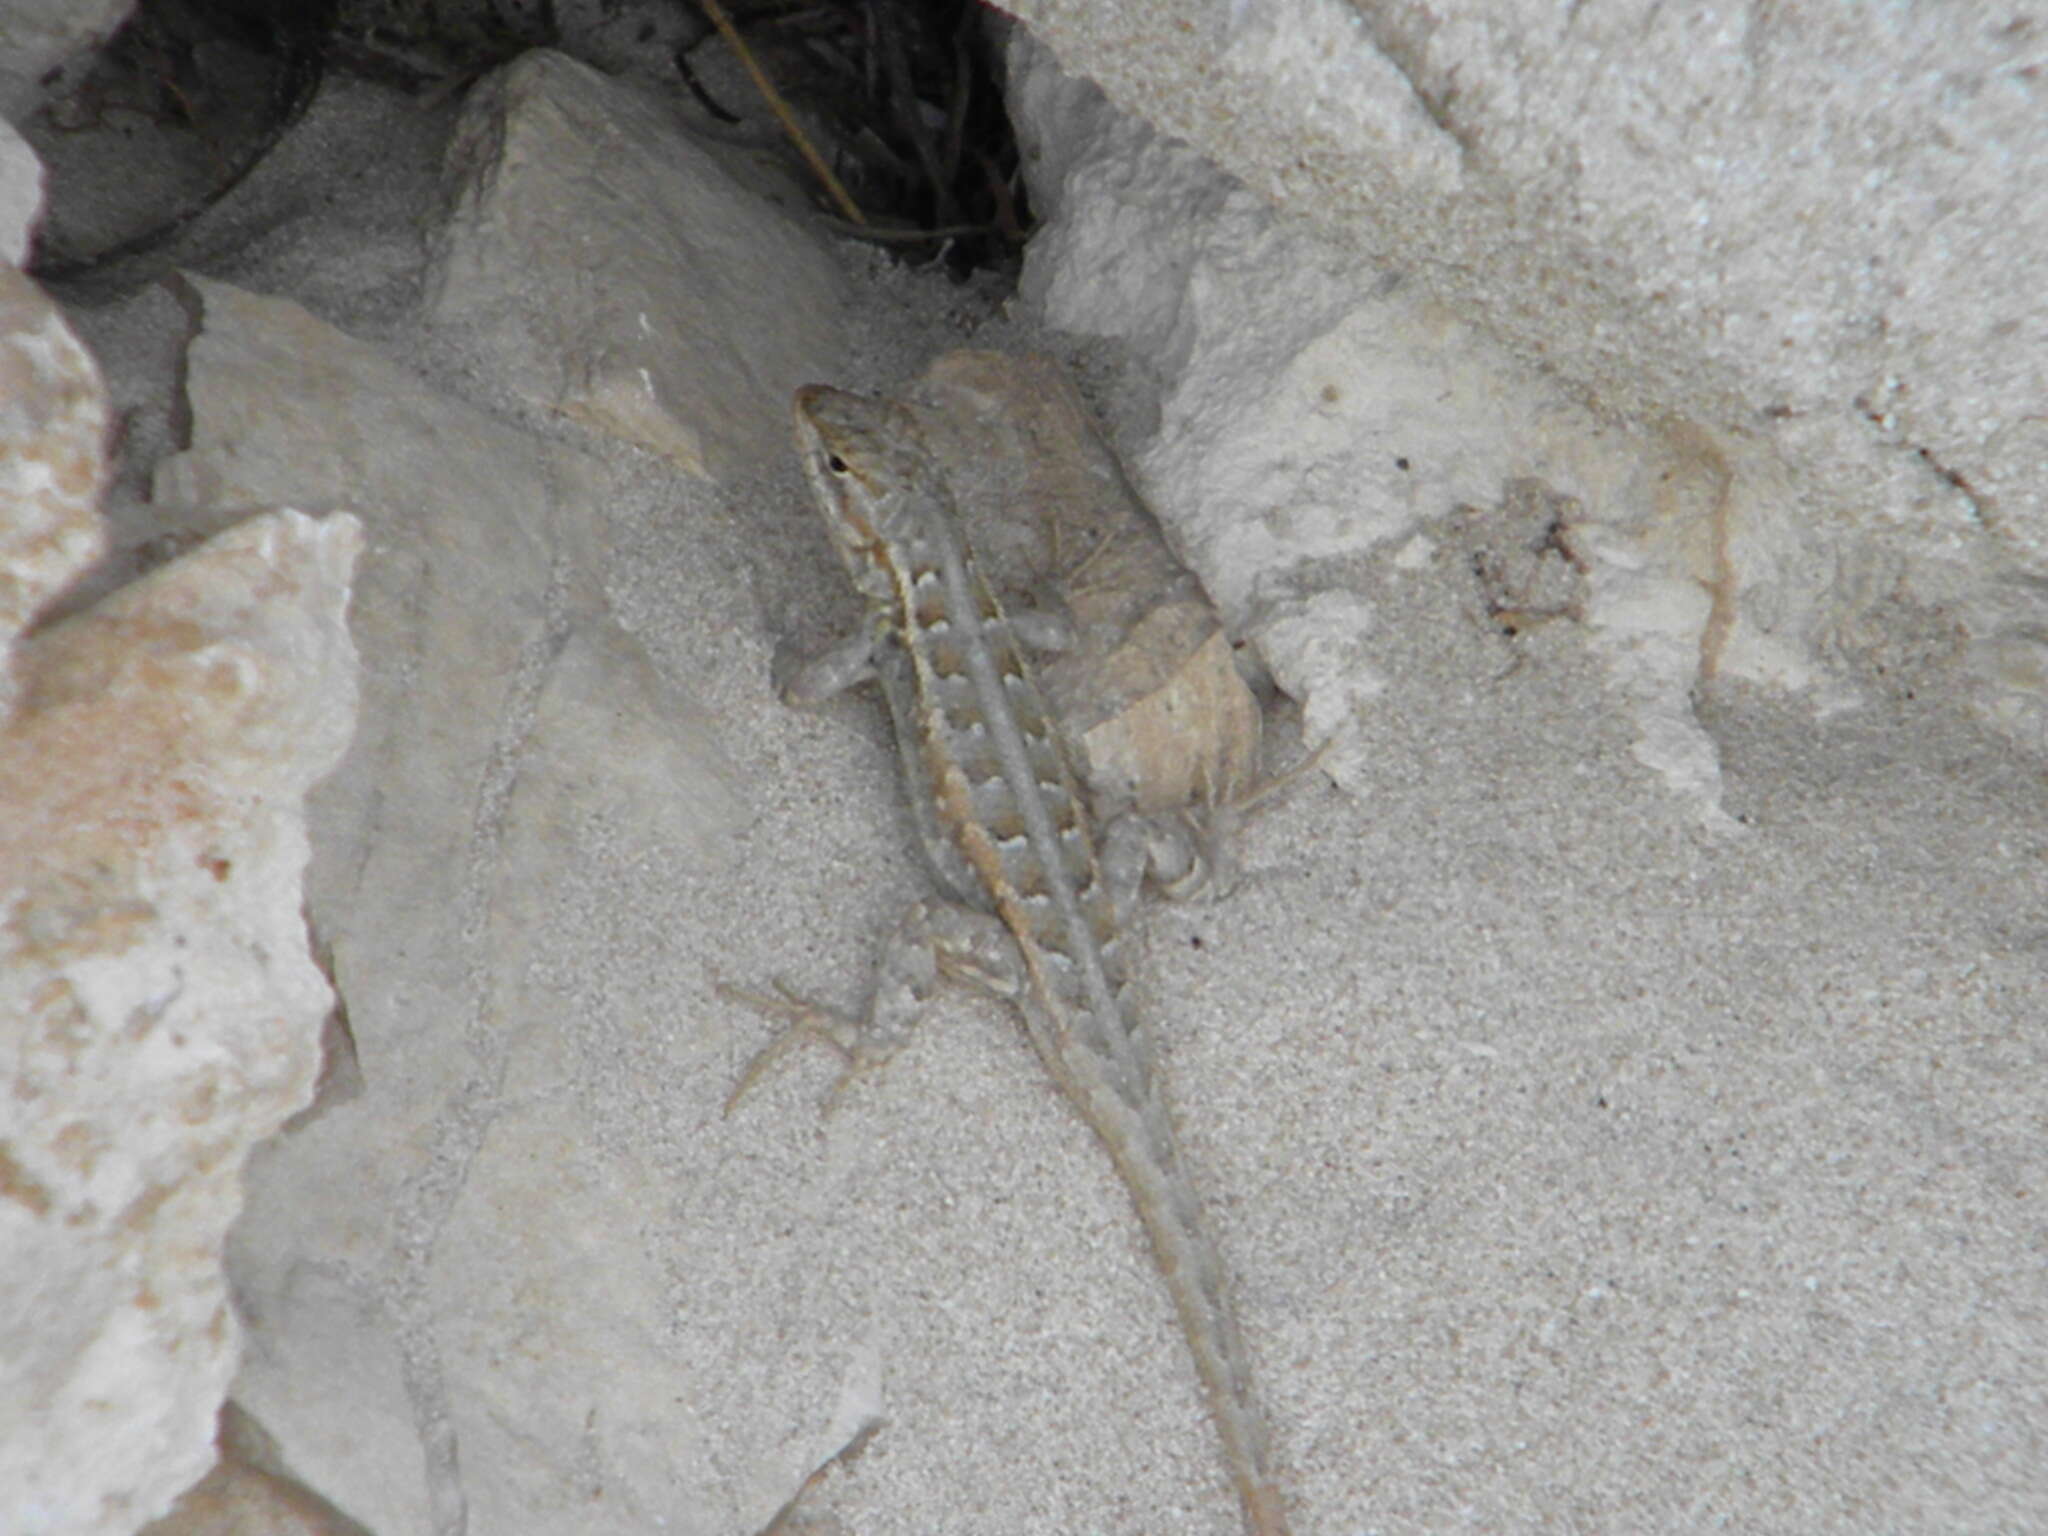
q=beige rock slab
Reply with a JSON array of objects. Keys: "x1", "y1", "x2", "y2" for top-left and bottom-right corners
[
  {"x1": 153, "y1": 273, "x2": 748, "y2": 1535},
  {"x1": 141, "y1": 1401, "x2": 375, "y2": 1536},
  {"x1": 426, "y1": 48, "x2": 844, "y2": 483}
]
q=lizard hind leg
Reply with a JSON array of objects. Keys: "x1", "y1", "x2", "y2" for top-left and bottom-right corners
[
  {"x1": 721, "y1": 899, "x2": 1023, "y2": 1116},
  {"x1": 1100, "y1": 734, "x2": 1339, "y2": 915},
  {"x1": 718, "y1": 977, "x2": 867, "y2": 1116}
]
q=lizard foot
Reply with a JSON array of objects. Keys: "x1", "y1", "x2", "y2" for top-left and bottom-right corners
[
  {"x1": 719, "y1": 900, "x2": 1012, "y2": 1117},
  {"x1": 1100, "y1": 734, "x2": 1335, "y2": 912},
  {"x1": 1178, "y1": 733, "x2": 1338, "y2": 901},
  {"x1": 718, "y1": 978, "x2": 876, "y2": 1116}
]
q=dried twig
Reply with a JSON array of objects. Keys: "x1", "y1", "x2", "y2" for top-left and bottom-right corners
[{"x1": 698, "y1": 0, "x2": 865, "y2": 225}]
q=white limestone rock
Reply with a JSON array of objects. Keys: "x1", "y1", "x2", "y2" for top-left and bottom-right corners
[
  {"x1": 0, "y1": 264, "x2": 106, "y2": 696},
  {"x1": 0, "y1": 500, "x2": 362, "y2": 1536},
  {"x1": 1002, "y1": 1, "x2": 2040, "y2": 555},
  {"x1": 425, "y1": 48, "x2": 844, "y2": 483},
  {"x1": 1001, "y1": 25, "x2": 2047, "y2": 815},
  {"x1": 1012, "y1": 48, "x2": 1774, "y2": 819}
]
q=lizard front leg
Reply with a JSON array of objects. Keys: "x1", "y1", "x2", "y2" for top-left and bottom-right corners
[{"x1": 774, "y1": 625, "x2": 881, "y2": 706}]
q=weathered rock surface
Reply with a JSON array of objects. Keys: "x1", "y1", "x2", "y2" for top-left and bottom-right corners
[
  {"x1": 2, "y1": 254, "x2": 359, "y2": 1533},
  {"x1": 0, "y1": 264, "x2": 106, "y2": 702},
  {"x1": 1003, "y1": 31, "x2": 2023, "y2": 817},
  {"x1": 425, "y1": 48, "x2": 844, "y2": 483},
  {"x1": 1003, "y1": 1, "x2": 2042, "y2": 552},
  {"x1": 0, "y1": 485, "x2": 361, "y2": 1535},
  {"x1": 153, "y1": 273, "x2": 751, "y2": 1536}
]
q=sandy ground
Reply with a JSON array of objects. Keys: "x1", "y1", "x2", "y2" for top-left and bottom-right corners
[{"x1": 47, "y1": 68, "x2": 2046, "y2": 1536}]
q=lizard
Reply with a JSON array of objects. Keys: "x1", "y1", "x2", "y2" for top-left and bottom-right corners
[{"x1": 727, "y1": 383, "x2": 1292, "y2": 1536}]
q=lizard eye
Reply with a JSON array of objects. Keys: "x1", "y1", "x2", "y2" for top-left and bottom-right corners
[{"x1": 826, "y1": 454, "x2": 849, "y2": 474}]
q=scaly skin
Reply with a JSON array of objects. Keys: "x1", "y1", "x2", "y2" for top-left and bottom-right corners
[{"x1": 773, "y1": 383, "x2": 1290, "y2": 1536}]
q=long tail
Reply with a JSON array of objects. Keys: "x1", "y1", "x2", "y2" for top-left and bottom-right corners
[{"x1": 1072, "y1": 1069, "x2": 1291, "y2": 1536}]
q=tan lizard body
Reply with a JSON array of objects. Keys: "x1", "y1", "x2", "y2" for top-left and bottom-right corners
[{"x1": 738, "y1": 384, "x2": 1291, "y2": 1534}]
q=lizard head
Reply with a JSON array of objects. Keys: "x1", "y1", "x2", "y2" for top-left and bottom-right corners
[{"x1": 792, "y1": 384, "x2": 943, "y2": 607}]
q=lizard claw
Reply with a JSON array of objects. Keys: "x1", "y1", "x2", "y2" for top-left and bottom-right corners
[
  {"x1": 717, "y1": 977, "x2": 869, "y2": 1116},
  {"x1": 1228, "y1": 731, "x2": 1336, "y2": 819},
  {"x1": 720, "y1": 987, "x2": 856, "y2": 1122},
  {"x1": 1172, "y1": 734, "x2": 1337, "y2": 902}
]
